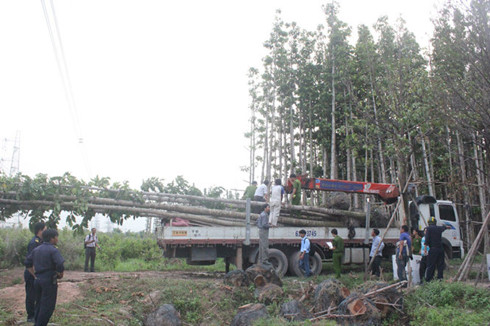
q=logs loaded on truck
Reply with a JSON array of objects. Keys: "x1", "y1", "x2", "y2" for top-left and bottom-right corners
[
  {"x1": 0, "y1": 176, "x2": 464, "y2": 277},
  {"x1": 157, "y1": 177, "x2": 465, "y2": 277}
]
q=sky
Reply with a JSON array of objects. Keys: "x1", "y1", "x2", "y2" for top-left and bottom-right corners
[{"x1": 0, "y1": 0, "x2": 444, "y2": 231}]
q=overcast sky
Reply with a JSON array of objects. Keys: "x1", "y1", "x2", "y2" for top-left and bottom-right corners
[{"x1": 0, "y1": 0, "x2": 444, "y2": 230}]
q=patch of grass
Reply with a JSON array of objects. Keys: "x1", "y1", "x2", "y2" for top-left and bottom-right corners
[
  {"x1": 11, "y1": 277, "x2": 22, "y2": 285},
  {"x1": 404, "y1": 281, "x2": 490, "y2": 326}
]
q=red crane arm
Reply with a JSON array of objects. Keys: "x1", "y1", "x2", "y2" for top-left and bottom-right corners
[{"x1": 286, "y1": 175, "x2": 400, "y2": 204}]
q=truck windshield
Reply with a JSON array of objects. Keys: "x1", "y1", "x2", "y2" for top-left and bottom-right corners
[{"x1": 439, "y1": 204, "x2": 456, "y2": 221}]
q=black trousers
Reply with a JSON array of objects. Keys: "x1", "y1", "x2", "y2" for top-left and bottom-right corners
[
  {"x1": 24, "y1": 269, "x2": 36, "y2": 319},
  {"x1": 34, "y1": 276, "x2": 58, "y2": 326},
  {"x1": 419, "y1": 255, "x2": 428, "y2": 282},
  {"x1": 84, "y1": 247, "x2": 96, "y2": 272},
  {"x1": 370, "y1": 256, "x2": 382, "y2": 277},
  {"x1": 426, "y1": 247, "x2": 444, "y2": 282}
]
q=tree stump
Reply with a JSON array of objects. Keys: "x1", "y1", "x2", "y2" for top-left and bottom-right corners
[
  {"x1": 144, "y1": 304, "x2": 182, "y2": 326},
  {"x1": 230, "y1": 303, "x2": 268, "y2": 326},
  {"x1": 280, "y1": 299, "x2": 312, "y2": 322},
  {"x1": 245, "y1": 264, "x2": 282, "y2": 287},
  {"x1": 224, "y1": 269, "x2": 249, "y2": 287},
  {"x1": 337, "y1": 293, "x2": 381, "y2": 325},
  {"x1": 254, "y1": 283, "x2": 284, "y2": 304},
  {"x1": 313, "y1": 278, "x2": 349, "y2": 313},
  {"x1": 356, "y1": 281, "x2": 402, "y2": 318}
]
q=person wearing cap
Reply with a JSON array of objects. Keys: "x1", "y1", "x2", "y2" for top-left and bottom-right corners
[
  {"x1": 298, "y1": 229, "x2": 312, "y2": 277},
  {"x1": 242, "y1": 181, "x2": 257, "y2": 200},
  {"x1": 425, "y1": 217, "x2": 451, "y2": 282}
]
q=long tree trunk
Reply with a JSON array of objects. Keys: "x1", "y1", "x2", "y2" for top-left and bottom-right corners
[
  {"x1": 408, "y1": 133, "x2": 419, "y2": 196},
  {"x1": 473, "y1": 132, "x2": 487, "y2": 220},
  {"x1": 370, "y1": 74, "x2": 387, "y2": 183},
  {"x1": 457, "y1": 131, "x2": 472, "y2": 246},
  {"x1": 420, "y1": 132, "x2": 435, "y2": 196},
  {"x1": 330, "y1": 50, "x2": 338, "y2": 179}
]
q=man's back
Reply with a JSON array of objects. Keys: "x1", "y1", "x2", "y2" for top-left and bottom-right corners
[
  {"x1": 29, "y1": 243, "x2": 65, "y2": 277},
  {"x1": 426, "y1": 225, "x2": 446, "y2": 249}
]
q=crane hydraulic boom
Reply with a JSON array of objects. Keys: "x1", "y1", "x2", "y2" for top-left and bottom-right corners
[{"x1": 286, "y1": 175, "x2": 400, "y2": 204}]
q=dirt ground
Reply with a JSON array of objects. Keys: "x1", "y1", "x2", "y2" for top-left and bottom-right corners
[{"x1": 0, "y1": 267, "x2": 222, "y2": 322}]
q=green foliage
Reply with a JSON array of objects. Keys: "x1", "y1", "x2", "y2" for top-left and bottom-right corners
[
  {"x1": 0, "y1": 227, "x2": 31, "y2": 268},
  {"x1": 0, "y1": 173, "x2": 233, "y2": 233},
  {"x1": 404, "y1": 281, "x2": 490, "y2": 326}
]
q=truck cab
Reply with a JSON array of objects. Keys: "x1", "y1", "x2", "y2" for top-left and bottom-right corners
[{"x1": 409, "y1": 196, "x2": 464, "y2": 259}]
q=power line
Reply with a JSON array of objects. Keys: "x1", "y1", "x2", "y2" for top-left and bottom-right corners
[{"x1": 40, "y1": 0, "x2": 92, "y2": 178}]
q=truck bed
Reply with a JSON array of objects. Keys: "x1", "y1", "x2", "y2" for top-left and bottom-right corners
[{"x1": 156, "y1": 226, "x2": 401, "y2": 246}]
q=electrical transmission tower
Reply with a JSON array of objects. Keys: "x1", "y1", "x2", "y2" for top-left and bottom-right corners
[
  {"x1": 145, "y1": 217, "x2": 154, "y2": 234},
  {"x1": 0, "y1": 131, "x2": 20, "y2": 175}
]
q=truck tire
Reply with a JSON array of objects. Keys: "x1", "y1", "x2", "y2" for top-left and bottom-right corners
[
  {"x1": 288, "y1": 251, "x2": 322, "y2": 277},
  {"x1": 268, "y1": 248, "x2": 288, "y2": 277}
]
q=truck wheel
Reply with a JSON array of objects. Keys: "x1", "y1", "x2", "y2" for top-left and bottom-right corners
[
  {"x1": 288, "y1": 251, "x2": 322, "y2": 277},
  {"x1": 268, "y1": 248, "x2": 288, "y2": 277}
]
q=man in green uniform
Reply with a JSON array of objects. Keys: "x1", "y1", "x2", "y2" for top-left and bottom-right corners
[
  {"x1": 242, "y1": 181, "x2": 257, "y2": 200},
  {"x1": 289, "y1": 174, "x2": 301, "y2": 205},
  {"x1": 330, "y1": 229, "x2": 344, "y2": 278}
]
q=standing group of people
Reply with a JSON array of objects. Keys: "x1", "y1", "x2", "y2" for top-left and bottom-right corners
[
  {"x1": 23, "y1": 224, "x2": 100, "y2": 325},
  {"x1": 244, "y1": 174, "x2": 301, "y2": 227},
  {"x1": 23, "y1": 222, "x2": 64, "y2": 326},
  {"x1": 395, "y1": 219, "x2": 451, "y2": 284},
  {"x1": 248, "y1": 176, "x2": 344, "y2": 278}
]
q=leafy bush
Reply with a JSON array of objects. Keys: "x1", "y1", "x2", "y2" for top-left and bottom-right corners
[
  {"x1": 404, "y1": 281, "x2": 490, "y2": 326},
  {"x1": 0, "y1": 227, "x2": 31, "y2": 268}
]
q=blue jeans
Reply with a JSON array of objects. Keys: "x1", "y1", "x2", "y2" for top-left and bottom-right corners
[
  {"x1": 299, "y1": 252, "x2": 311, "y2": 277},
  {"x1": 396, "y1": 253, "x2": 409, "y2": 281}
]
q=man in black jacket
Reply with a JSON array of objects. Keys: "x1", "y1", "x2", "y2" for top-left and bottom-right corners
[
  {"x1": 425, "y1": 217, "x2": 451, "y2": 282},
  {"x1": 25, "y1": 229, "x2": 65, "y2": 326},
  {"x1": 24, "y1": 222, "x2": 46, "y2": 322}
]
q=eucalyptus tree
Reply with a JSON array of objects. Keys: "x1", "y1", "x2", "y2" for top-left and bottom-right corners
[
  {"x1": 323, "y1": 2, "x2": 352, "y2": 179},
  {"x1": 373, "y1": 17, "x2": 429, "y2": 222},
  {"x1": 431, "y1": 0, "x2": 489, "y2": 221},
  {"x1": 244, "y1": 67, "x2": 260, "y2": 183},
  {"x1": 353, "y1": 24, "x2": 389, "y2": 184}
]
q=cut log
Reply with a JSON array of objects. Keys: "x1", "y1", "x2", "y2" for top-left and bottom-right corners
[
  {"x1": 280, "y1": 300, "x2": 312, "y2": 322},
  {"x1": 254, "y1": 283, "x2": 284, "y2": 304},
  {"x1": 313, "y1": 279, "x2": 345, "y2": 313},
  {"x1": 245, "y1": 264, "x2": 282, "y2": 287},
  {"x1": 230, "y1": 303, "x2": 268, "y2": 326},
  {"x1": 347, "y1": 298, "x2": 367, "y2": 315}
]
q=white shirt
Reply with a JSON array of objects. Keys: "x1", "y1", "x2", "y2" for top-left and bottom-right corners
[
  {"x1": 270, "y1": 185, "x2": 284, "y2": 203},
  {"x1": 254, "y1": 184, "x2": 268, "y2": 198},
  {"x1": 85, "y1": 234, "x2": 98, "y2": 248}
]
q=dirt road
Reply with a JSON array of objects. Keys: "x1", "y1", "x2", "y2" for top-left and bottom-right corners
[{"x1": 0, "y1": 268, "x2": 222, "y2": 321}]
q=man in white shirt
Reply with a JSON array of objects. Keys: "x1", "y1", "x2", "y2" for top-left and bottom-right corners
[
  {"x1": 253, "y1": 180, "x2": 269, "y2": 213},
  {"x1": 369, "y1": 228, "x2": 385, "y2": 277},
  {"x1": 269, "y1": 179, "x2": 284, "y2": 227},
  {"x1": 84, "y1": 228, "x2": 100, "y2": 272}
]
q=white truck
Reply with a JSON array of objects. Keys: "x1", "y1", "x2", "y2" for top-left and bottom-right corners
[{"x1": 156, "y1": 195, "x2": 464, "y2": 276}]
